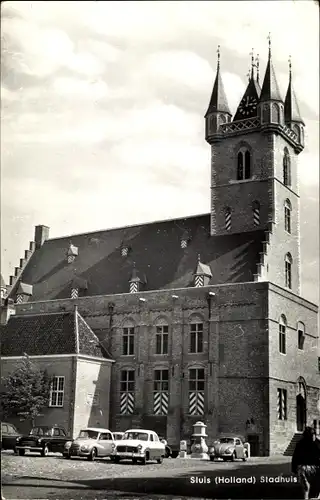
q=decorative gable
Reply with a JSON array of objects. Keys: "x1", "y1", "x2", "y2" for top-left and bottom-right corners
[
  {"x1": 194, "y1": 255, "x2": 212, "y2": 287},
  {"x1": 67, "y1": 243, "x2": 78, "y2": 264},
  {"x1": 16, "y1": 283, "x2": 33, "y2": 304},
  {"x1": 129, "y1": 263, "x2": 146, "y2": 293}
]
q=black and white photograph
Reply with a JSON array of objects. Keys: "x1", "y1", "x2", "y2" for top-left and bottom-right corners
[{"x1": 1, "y1": 1, "x2": 319, "y2": 499}]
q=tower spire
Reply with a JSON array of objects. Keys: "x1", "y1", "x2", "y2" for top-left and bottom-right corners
[
  {"x1": 250, "y1": 48, "x2": 255, "y2": 80},
  {"x1": 204, "y1": 46, "x2": 231, "y2": 117},
  {"x1": 256, "y1": 54, "x2": 260, "y2": 84},
  {"x1": 284, "y1": 54, "x2": 304, "y2": 125},
  {"x1": 260, "y1": 33, "x2": 282, "y2": 102}
]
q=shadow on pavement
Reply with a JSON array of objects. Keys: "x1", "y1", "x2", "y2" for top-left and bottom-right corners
[{"x1": 4, "y1": 460, "x2": 317, "y2": 499}]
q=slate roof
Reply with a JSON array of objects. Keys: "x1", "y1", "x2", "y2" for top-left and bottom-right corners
[
  {"x1": 260, "y1": 56, "x2": 283, "y2": 103},
  {"x1": 205, "y1": 65, "x2": 231, "y2": 117},
  {"x1": 284, "y1": 76, "x2": 304, "y2": 125},
  {"x1": 9, "y1": 214, "x2": 265, "y2": 301},
  {"x1": 0, "y1": 310, "x2": 111, "y2": 359}
]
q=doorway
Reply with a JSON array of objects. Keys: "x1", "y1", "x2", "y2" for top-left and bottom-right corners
[
  {"x1": 247, "y1": 434, "x2": 259, "y2": 456},
  {"x1": 296, "y1": 394, "x2": 306, "y2": 432}
]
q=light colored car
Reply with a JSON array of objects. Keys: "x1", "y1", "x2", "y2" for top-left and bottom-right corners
[
  {"x1": 111, "y1": 429, "x2": 166, "y2": 465},
  {"x1": 209, "y1": 436, "x2": 247, "y2": 461},
  {"x1": 63, "y1": 427, "x2": 115, "y2": 461}
]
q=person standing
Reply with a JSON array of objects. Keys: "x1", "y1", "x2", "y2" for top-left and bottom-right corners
[{"x1": 291, "y1": 426, "x2": 320, "y2": 499}]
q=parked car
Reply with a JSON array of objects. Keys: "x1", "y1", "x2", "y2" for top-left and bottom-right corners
[
  {"x1": 113, "y1": 432, "x2": 124, "y2": 441},
  {"x1": 159, "y1": 437, "x2": 173, "y2": 458},
  {"x1": 16, "y1": 425, "x2": 70, "y2": 456},
  {"x1": 111, "y1": 429, "x2": 165, "y2": 465},
  {"x1": 209, "y1": 436, "x2": 247, "y2": 461},
  {"x1": 63, "y1": 428, "x2": 115, "y2": 461},
  {"x1": 1, "y1": 422, "x2": 21, "y2": 452}
]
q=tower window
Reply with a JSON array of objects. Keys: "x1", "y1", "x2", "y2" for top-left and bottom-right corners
[
  {"x1": 262, "y1": 104, "x2": 269, "y2": 123},
  {"x1": 293, "y1": 124, "x2": 301, "y2": 143},
  {"x1": 285, "y1": 253, "x2": 292, "y2": 289},
  {"x1": 237, "y1": 149, "x2": 251, "y2": 180},
  {"x1": 225, "y1": 207, "x2": 232, "y2": 231},
  {"x1": 284, "y1": 199, "x2": 292, "y2": 233},
  {"x1": 297, "y1": 322, "x2": 305, "y2": 350},
  {"x1": 252, "y1": 201, "x2": 260, "y2": 226},
  {"x1": 279, "y1": 315, "x2": 287, "y2": 354},
  {"x1": 271, "y1": 103, "x2": 280, "y2": 123},
  {"x1": 277, "y1": 388, "x2": 287, "y2": 420},
  {"x1": 283, "y1": 148, "x2": 291, "y2": 187}
]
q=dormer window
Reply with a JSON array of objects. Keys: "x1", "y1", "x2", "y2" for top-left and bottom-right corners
[
  {"x1": 71, "y1": 288, "x2": 79, "y2": 299},
  {"x1": 181, "y1": 231, "x2": 191, "y2": 249},
  {"x1": 67, "y1": 244, "x2": 78, "y2": 264},
  {"x1": 237, "y1": 148, "x2": 251, "y2": 180},
  {"x1": 15, "y1": 283, "x2": 33, "y2": 304},
  {"x1": 121, "y1": 246, "x2": 129, "y2": 257},
  {"x1": 194, "y1": 255, "x2": 212, "y2": 287},
  {"x1": 129, "y1": 263, "x2": 145, "y2": 293}
]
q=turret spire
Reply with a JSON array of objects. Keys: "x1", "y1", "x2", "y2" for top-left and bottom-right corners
[
  {"x1": 205, "y1": 46, "x2": 231, "y2": 117},
  {"x1": 284, "y1": 55, "x2": 304, "y2": 125},
  {"x1": 256, "y1": 54, "x2": 260, "y2": 84},
  {"x1": 260, "y1": 33, "x2": 283, "y2": 102},
  {"x1": 250, "y1": 48, "x2": 255, "y2": 80}
]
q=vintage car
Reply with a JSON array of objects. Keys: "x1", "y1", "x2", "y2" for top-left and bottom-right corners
[
  {"x1": 63, "y1": 428, "x2": 115, "y2": 460},
  {"x1": 16, "y1": 425, "x2": 70, "y2": 456},
  {"x1": 209, "y1": 436, "x2": 247, "y2": 461},
  {"x1": 111, "y1": 429, "x2": 166, "y2": 464},
  {"x1": 1, "y1": 422, "x2": 22, "y2": 452}
]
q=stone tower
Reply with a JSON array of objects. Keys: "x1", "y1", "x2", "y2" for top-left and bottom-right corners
[{"x1": 205, "y1": 42, "x2": 305, "y2": 295}]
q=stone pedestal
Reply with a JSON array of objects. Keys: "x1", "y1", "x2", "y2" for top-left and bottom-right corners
[
  {"x1": 178, "y1": 440, "x2": 189, "y2": 459},
  {"x1": 190, "y1": 421, "x2": 210, "y2": 460}
]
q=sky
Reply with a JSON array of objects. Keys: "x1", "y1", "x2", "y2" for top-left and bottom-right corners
[{"x1": 1, "y1": 0, "x2": 319, "y2": 304}]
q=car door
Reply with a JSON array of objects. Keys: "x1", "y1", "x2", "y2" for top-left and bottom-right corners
[
  {"x1": 235, "y1": 438, "x2": 244, "y2": 458},
  {"x1": 153, "y1": 433, "x2": 161, "y2": 458},
  {"x1": 98, "y1": 432, "x2": 113, "y2": 456}
]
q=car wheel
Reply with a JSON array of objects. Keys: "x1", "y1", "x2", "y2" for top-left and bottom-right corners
[
  {"x1": 231, "y1": 452, "x2": 236, "y2": 461},
  {"x1": 157, "y1": 455, "x2": 164, "y2": 464},
  {"x1": 140, "y1": 452, "x2": 148, "y2": 465},
  {"x1": 210, "y1": 456, "x2": 215, "y2": 462},
  {"x1": 18, "y1": 450, "x2": 25, "y2": 456},
  {"x1": 242, "y1": 451, "x2": 248, "y2": 462},
  {"x1": 88, "y1": 448, "x2": 97, "y2": 461},
  {"x1": 132, "y1": 458, "x2": 137, "y2": 465},
  {"x1": 41, "y1": 445, "x2": 49, "y2": 457},
  {"x1": 114, "y1": 457, "x2": 120, "y2": 464}
]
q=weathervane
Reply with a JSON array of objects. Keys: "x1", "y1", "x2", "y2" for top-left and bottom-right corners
[
  {"x1": 267, "y1": 32, "x2": 272, "y2": 58},
  {"x1": 288, "y1": 54, "x2": 292, "y2": 79},
  {"x1": 256, "y1": 54, "x2": 260, "y2": 83},
  {"x1": 250, "y1": 48, "x2": 255, "y2": 79},
  {"x1": 217, "y1": 45, "x2": 220, "y2": 70}
]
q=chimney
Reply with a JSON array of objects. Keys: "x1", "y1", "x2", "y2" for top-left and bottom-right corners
[
  {"x1": 34, "y1": 225, "x2": 50, "y2": 249},
  {"x1": 1, "y1": 298, "x2": 16, "y2": 325}
]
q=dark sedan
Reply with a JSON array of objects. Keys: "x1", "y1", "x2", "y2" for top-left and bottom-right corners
[
  {"x1": 16, "y1": 425, "x2": 71, "y2": 456},
  {"x1": 1, "y1": 422, "x2": 21, "y2": 452}
]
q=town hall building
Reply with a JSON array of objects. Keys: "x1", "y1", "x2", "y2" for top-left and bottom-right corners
[{"x1": 1, "y1": 42, "x2": 319, "y2": 456}]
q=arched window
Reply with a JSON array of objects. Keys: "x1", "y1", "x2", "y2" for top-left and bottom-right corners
[
  {"x1": 271, "y1": 103, "x2": 280, "y2": 123},
  {"x1": 225, "y1": 207, "x2": 232, "y2": 231},
  {"x1": 237, "y1": 148, "x2": 251, "y2": 180},
  {"x1": 293, "y1": 124, "x2": 301, "y2": 143},
  {"x1": 252, "y1": 201, "x2": 260, "y2": 226},
  {"x1": 219, "y1": 114, "x2": 227, "y2": 125},
  {"x1": 284, "y1": 199, "x2": 292, "y2": 233},
  {"x1": 283, "y1": 148, "x2": 291, "y2": 187},
  {"x1": 285, "y1": 253, "x2": 293, "y2": 289},
  {"x1": 297, "y1": 322, "x2": 305, "y2": 350},
  {"x1": 262, "y1": 104, "x2": 269, "y2": 123},
  {"x1": 279, "y1": 315, "x2": 287, "y2": 354}
]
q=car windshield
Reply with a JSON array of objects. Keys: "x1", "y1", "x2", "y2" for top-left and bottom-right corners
[
  {"x1": 78, "y1": 430, "x2": 99, "y2": 440},
  {"x1": 30, "y1": 427, "x2": 52, "y2": 436},
  {"x1": 219, "y1": 438, "x2": 235, "y2": 444},
  {"x1": 123, "y1": 432, "x2": 149, "y2": 441}
]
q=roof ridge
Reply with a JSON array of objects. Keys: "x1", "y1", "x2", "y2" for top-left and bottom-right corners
[
  {"x1": 11, "y1": 311, "x2": 73, "y2": 319},
  {"x1": 43, "y1": 212, "x2": 211, "y2": 242}
]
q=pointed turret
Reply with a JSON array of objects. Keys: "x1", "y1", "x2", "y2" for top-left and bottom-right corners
[
  {"x1": 284, "y1": 57, "x2": 305, "y2": 125},
  {"x1": 205, "y1": 46, "x2": 232, "y2": 143},
  {"x1": 258, "y1": 34, "x2": 284, "y2": 126},
  {"x1": 233, "y1": 49, "x2": 261, "y2": 122}
]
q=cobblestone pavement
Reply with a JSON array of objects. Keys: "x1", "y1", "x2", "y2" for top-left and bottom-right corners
[{"x1": 1, "y1": 451, "x2": 308, "y2": 499}]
